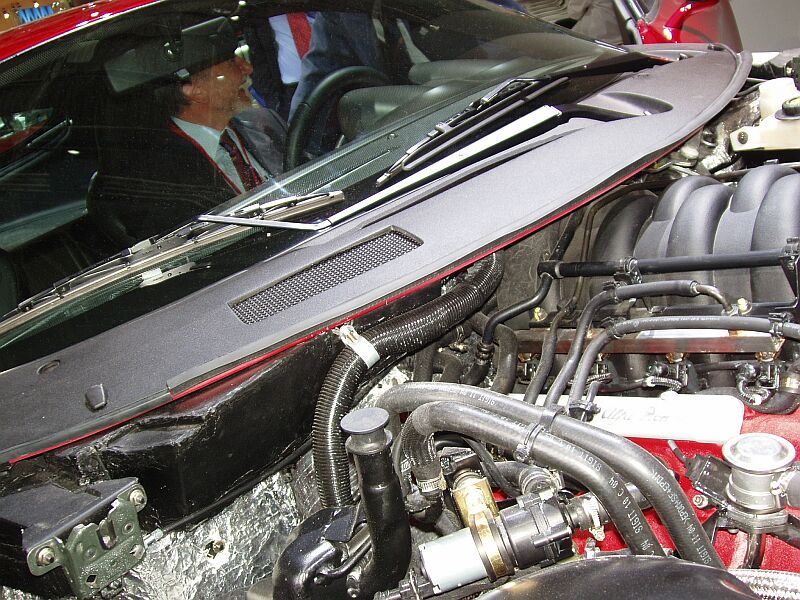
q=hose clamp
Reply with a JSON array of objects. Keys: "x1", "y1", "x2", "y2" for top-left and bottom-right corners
[
  {"x1": 582, "y1": 494, "x2": 606, "y2": 541},
  {"x1": 337, "y1": 324, "x2": 380, "y2": 368},
  {"x1": 537, "y1": 406, "x2": 564, "y2": 430},
  {"x1": 417, "y1": 472, "x2": 447, "y2": 495},
  {"x1": 514, "y1": 423, "x2": 545, "y2": 462}
]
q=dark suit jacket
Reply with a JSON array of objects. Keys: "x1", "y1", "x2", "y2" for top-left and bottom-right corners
[{"x1": 89, "y1": 107, "x2": 286, "y2": 246}]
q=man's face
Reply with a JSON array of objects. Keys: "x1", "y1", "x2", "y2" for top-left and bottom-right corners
[{"x1": 193, "y1": 55, "x2": 254, "y2": 115}]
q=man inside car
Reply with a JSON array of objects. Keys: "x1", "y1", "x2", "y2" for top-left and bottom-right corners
[
  {"x1": 96, "y1": 17, "x2": 286, "y2": 243},
  {"x1": 152, "y1": 19, "x2": 286, "y2": 195}
]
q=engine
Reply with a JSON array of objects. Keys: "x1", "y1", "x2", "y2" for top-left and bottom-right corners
[{"x1": 265, "y1": 78, "x2": 800, "y2": 599}]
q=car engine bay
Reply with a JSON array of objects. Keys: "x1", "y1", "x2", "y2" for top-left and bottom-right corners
[{"x1": 3, "y1": 58, "x2": 800, "y2": 600}]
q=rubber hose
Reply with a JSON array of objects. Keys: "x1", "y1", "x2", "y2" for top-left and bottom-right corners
[
  {"x1": 704, "y1": 386, "x2": 800, "y2": 415},
  {"x1": 481, "y1": 210, "x2": 583, "y2": 345},
  {"x1": 730, "y1": 569, "x2": 800, "y2": 600},
  {"x1": 767, "y1": 358, "x2": 800, "y2": 414},
  {"x1": 523, "y1": 305, "x2": 570, "y2": 403},
  {"x1": 461, "y1": 437, "x2": 519, "y2": 498},
  {"x1": 494, "y1": 460, "x2": 553, "y2": 495},
  {"x1": 433, "y1": 352, "x2": 464, "y2": 384},
  {"x1": 785, "y1": 471, "x2": 800, "y2": 508},
  {"x1": 545, "y1": 280, "x2": 728, "y2": 407},
  {"x1": 469, "y1": 312, "x2": 519, "y2": 393},
  {"x1": 401, "y1": 401, "x2": 663, "y2": 556},
  {"x1": 413, "y1": 326, "x2": 468, "y2": 382},
  {"x1": 413, "y1": 343, "x2": 440, "y2": 383},
  {"x1": 567, "y1": 315, "x2": 800, "y2": 409},
  {"x1": 376, "y1": 382, "x2": 720, "y2": 567},
  {"x1": 313, "y1": 254, "x2": 503, "y2": 507},
  {"x1": 548, "y1": 416, "x2": 723, "y2": 568}
]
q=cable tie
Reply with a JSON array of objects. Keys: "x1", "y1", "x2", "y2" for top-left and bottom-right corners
[{"x1": 338, "y1": 324, "x2": 380, "y2": 368}]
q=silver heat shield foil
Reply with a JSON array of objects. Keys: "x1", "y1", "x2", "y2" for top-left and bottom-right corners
[
  {"x1": 1, "y1": 472, "x2": 299, "y2": 600},
  {"x1": 2, "y1": 369, "x2": 412, "y2": 600}
]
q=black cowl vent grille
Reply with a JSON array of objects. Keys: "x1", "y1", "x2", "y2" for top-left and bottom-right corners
[{"x1": 231, "y1": 229, "x2": 422, "y2": 324}]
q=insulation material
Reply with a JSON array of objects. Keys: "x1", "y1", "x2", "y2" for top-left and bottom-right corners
[{"x1": 0, "y1": 472, "x2": 299, "y2": 600}]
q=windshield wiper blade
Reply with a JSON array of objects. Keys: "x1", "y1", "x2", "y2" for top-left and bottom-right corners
[
  {"x1": 5, "y1": 191, "x2": 346, "y2": 320},
  {"x1": 377, "y1": 76, "x2": 568, "y2": 186},
  {"x1": 196, "y1": 190, "x2": 345, "y2": 231}
]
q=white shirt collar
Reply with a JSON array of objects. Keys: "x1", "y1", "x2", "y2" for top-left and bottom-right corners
[{"x1": 172, "y1": 117, "x2": 223, "y2": 159}]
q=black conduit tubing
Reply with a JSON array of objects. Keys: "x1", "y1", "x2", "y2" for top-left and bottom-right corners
[
  {"x1": 538, "y1": 248, "x2": 786, "y2": 280},
  {"x1": 481, "y1": 211, "x2": 583, "y2": 346},
  {"x1": 544, "y1": 280, "x2": 729, "y2": 407},
  {"x1": 314, "y1": 254, "x2": 503, "y2": 508},
  {"x1": 376, "y1": 382, "x2": 720, "y2": 567},
  {"x1": 567, "y1": 315, "x2": 800, "y2": 409},
  {"x1": 523, "y1": 305, "x2": 570, "y2": 403},
  {"x1": 401, "y1": 401, "x2": 664, "y2": 557}
]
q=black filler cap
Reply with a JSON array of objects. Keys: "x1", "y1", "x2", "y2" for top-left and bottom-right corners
[{"x1": 342, "y1": 407, "x2": 391, "y2": 455}]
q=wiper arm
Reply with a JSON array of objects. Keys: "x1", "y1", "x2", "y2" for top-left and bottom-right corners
[{"x1": 377, "y1": 76, "x2": 568, "y2": 186}]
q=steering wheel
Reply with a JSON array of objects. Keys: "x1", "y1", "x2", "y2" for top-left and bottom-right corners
[{"x1": 284, "y1": 66, "x2": 391, "y2": 172}]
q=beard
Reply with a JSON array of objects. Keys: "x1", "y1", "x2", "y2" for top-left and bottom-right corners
[{"x1": 234, "y1": 76, "x2": 257, "y2": 112}]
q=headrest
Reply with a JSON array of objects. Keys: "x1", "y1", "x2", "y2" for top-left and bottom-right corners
[{"x1": 104, "y1": 17, "x2": 237, "y2": 93}]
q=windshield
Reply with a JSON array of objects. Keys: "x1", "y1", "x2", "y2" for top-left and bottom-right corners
[{"x1": 0, "y1": 0, "x2": 652, "y2": 369}]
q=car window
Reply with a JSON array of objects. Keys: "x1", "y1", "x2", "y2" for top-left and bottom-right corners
[{"x1": 0, "y1": 0, "x2": 650, "y2": 369}]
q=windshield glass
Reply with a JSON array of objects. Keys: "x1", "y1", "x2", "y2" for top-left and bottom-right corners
[{"x1": 0, "y1": 0, "x2": 651, "y2": 369}]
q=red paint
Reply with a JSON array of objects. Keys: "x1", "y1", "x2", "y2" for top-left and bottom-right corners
[
  {"x1": 0, "y1": 0, "x2": 158, "y2": 62},
  {"x1": 638, "y1": 0, "x2": 742, "y2": 50},
  {"x1": 576, "y1": 407, "x2": 800, "y2": 571}
]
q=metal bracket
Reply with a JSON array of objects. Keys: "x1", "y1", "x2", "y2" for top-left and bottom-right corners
[
  {"x1": 26, "y1": 485, "x2": 148, "y2": 599},
  {"x1": 778, "y1": 239, "x2": 800, "y2": 318}
]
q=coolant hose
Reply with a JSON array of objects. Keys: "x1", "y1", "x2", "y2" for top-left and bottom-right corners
[
  {"x1": 313, "y1": 255, "x2": 503, "y2": 507},
  {"x1": 413, "y1": 326, "x2": 469, "y2": 382},
  {"x1": 467, "y1": 312, "x2": 519, "y2": 393},
  {"x1": 523, "y1": 304, "x2": 570, "y2": 403},
  {"x1": 544, "y1": 280, "x2": 729, "y2": 407},
  {"x1": 399, "y1": 401, "x2": 664, "y2": 557},
  {"x1": 342, "y1": 408, "x2": 411, "y2": 599},
  {"x1": 730, "y1": 569, "x2": 800, "y2": 600},
  {"x1": 766, "y1": 358, "x2": 800, "y2": 414},
  {"x1": 376, "y1": 382, "x2": 722, "y2": 567},
  {"x1": 567, "y1": 315, "x2": 800, "y2": 409}
]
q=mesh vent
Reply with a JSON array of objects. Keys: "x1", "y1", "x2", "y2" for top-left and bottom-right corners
[{"x1": 231, "y1": 230, "x2": 421, "y2": 325}]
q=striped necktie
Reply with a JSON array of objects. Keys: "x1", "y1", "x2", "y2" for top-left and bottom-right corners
[{"x1": 218, "y1": 129, "x2": 264, "y2": 191}]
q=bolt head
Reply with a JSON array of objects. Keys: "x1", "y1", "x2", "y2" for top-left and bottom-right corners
[
  {"x1": 692, "y1": 494, "x2": 710, "y2": 509},
  {"x1": 129, "y1": 489, "x2": 146, "y2": 508},
  {"x1": 737, "y1": 131, "x2": 748, "y2": 144},
  {"x1": 36, "y1": 547, "x2": 56, "y2": 566}
]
